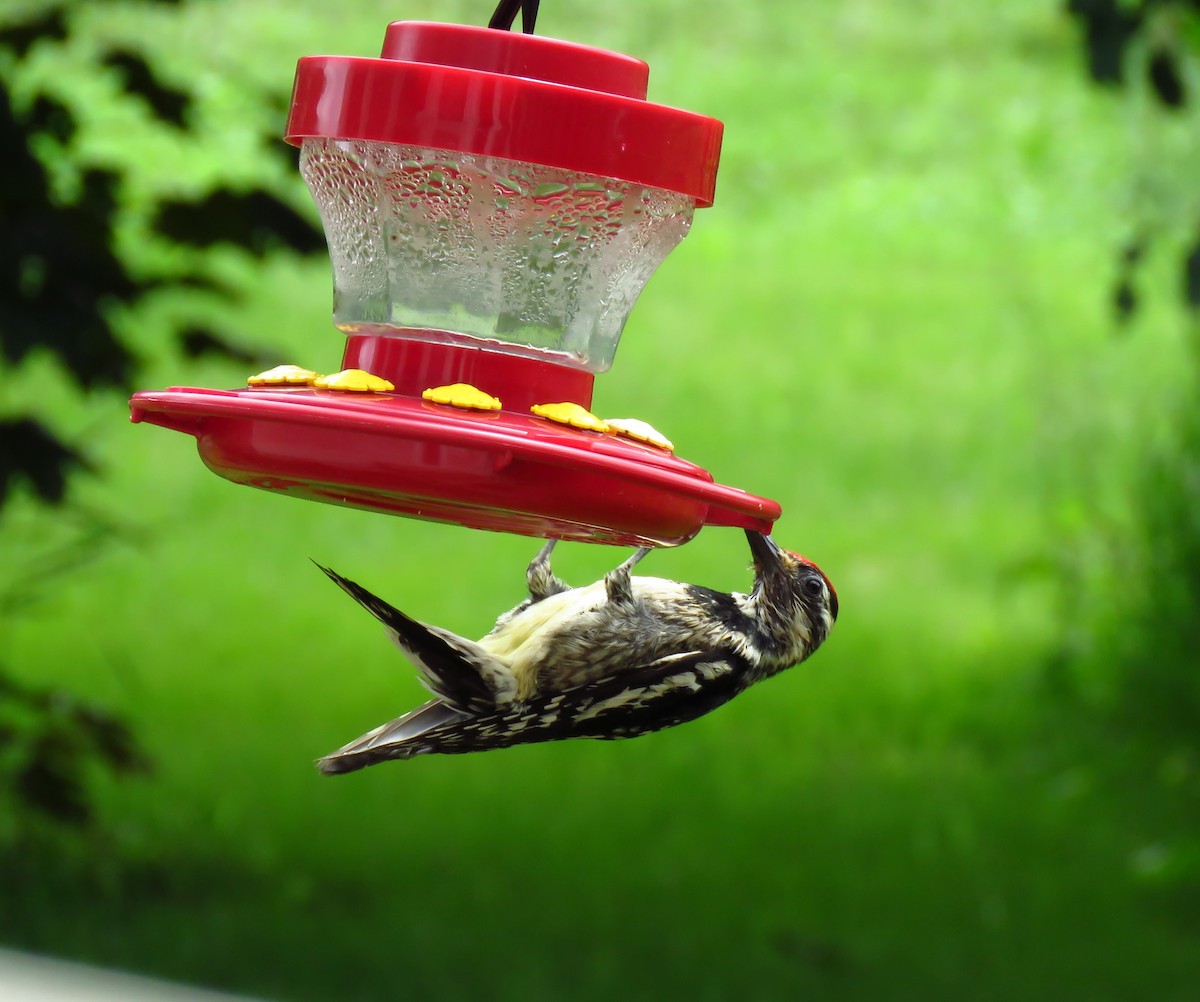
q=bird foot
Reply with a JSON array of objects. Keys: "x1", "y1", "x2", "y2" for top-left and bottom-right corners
[
  {"x1": 527, "y1": 539, "x2": 569, "y2": 600},
  {"x1": 604, "y1": 546, "x2": 652, "y2": 604}
]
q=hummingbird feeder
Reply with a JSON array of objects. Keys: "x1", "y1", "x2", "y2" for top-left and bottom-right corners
[{"x1": 129, "y1": 8, "x2": 782, "y2": 547}]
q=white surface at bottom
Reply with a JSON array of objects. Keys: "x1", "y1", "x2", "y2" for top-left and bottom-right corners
[{"x1": 0, "y1": 948, "x2": 259, "y2": 1001}]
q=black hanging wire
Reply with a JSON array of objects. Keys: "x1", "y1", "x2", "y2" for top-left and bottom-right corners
[{"x1": 488, "y1": 0, "x2": 540, "y2": 34}]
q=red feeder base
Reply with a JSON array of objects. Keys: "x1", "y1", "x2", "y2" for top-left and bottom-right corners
[{"x1": 129, "y1": 382, "x2": 781, "y2": 547}]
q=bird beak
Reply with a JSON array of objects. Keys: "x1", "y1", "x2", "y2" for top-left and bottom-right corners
[{"x1": 746, "y1": 530, "x2": 786, "y2": 575}]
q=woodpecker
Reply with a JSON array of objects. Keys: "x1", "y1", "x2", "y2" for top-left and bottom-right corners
[{"x1": 315, "y1": 530, "x2": 838, "y2": 773}]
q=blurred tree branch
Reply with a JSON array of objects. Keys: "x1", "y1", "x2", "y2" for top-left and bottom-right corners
[
  {"x1": 1066, "y1": 0, "x2": 1200, "y2": 323},
  {"x1": 0, "y1": 0, "x2": 323, "y2": 838},
  {"x1": 1063, "y1": 1, "x2": 1200, "y2": 755}
]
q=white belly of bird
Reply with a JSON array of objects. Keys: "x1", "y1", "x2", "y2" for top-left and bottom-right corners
[{"x1": 477, "y1": 577, "x2": 692, "y2": 692}]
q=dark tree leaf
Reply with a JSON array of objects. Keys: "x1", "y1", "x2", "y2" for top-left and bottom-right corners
[
  {"x1": 1184, "y1": 233, "x2": 1200, "y2": 312},
  {"x1": 1065, "y1": 0, "x2": 1144, "y2": 85},
  {"x1": 1148, "y1": 47, "x2": 1186, "y2": 109},
  {"x1": 172, "y1": 273, "x2": 244, "y2": 298},
  {"x1": 178, "y1": 325, "x2": 280, "y2": 366},
  {"x1": 0, "y1": 90, "x2": 142, "y2": 389},
  {"x1": 0, "y1": 418, "x2": 92, "y2": 509},
  {"x1": 1110, "y1": 235, "x2": 1146, "y2": 325},
  {"x1": 154, "y1": 189, "x2": 325, "y2": 256},
  {"x1": 26, "y1": 94, "x2": 77, "y2": 144},
  {"x1": 1, "y1": 664, "x2": 150, "y2": 827},
  {"x1": 1112, "y1": 276, "x2": 1138, "y2": 325},
  {"x1": 102, "y1": 48, "x2": 192, "y2": 129},
  {"x1": 16, "y1": 751, "x2": 90, "y2": 827},
  {"x1": 72, "y1": 705, "x2": 151, "y2": 773},
  {"x1": 1120, "y1": 236, "x2": 1146, "y2": 268},
  {"x1": 0, "y1": 6, "x2": 68, "y2": 58}
]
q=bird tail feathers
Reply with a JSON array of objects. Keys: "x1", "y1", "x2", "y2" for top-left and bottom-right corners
[
  {"x1": 313, "y1": 562, "x2": 517, "y2": 714},
  {"x1": 318, "y1": 699, "x2": 468, "y2": 774}
]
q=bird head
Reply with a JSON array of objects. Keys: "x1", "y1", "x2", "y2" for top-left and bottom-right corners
[{"x1": 745, "y1": 530, "x2": 838, "y2": 673}]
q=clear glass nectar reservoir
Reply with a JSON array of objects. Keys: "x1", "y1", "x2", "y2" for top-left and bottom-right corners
[
  {"x1": 285, "y1": 21, "x2": 721, "y2": 377},
  {"x1": 300, "y1": 139, "x2": 694, "y2": 372}
]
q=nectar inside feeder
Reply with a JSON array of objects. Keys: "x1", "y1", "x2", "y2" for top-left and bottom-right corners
[{"x1": 129, "y1": 16, "x2": 781, "y2": 547}]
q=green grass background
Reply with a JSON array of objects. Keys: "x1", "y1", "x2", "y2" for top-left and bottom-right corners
[{"x1": 3, "y1": 0, "x2": 1199, "y2": 998}]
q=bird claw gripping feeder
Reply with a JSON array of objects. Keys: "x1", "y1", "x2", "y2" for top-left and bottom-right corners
[{"x1": 129, "y1": 7, "x2": 782, "y2": 546}]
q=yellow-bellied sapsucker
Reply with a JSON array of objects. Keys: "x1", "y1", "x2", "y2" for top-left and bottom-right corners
[{"x1": 316, "y1": 530, "x2": 838, "y2": 773}]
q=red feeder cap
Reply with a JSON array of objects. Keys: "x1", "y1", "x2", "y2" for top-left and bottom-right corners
[{"x1": 285, "y1": 21, "x2": 723, "y2": 206}]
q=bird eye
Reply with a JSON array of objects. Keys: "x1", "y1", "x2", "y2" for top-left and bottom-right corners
[{"x1": 802, "y1": 576, "x2": 824, "y2": 598}]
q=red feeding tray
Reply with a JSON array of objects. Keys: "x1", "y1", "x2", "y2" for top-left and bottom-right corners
[{"x1": 129, "y1": 379, "x2": 780, "y2": 548}]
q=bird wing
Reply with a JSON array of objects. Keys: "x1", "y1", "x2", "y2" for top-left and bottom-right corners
[
  {"x1": 527, "y1": 649, "x2": 745, "y2": 741},
  {"x1": 318, "y1": 649, "x2": 747, "y2": 773},
  {"x1": 315, "y1": 564, "x2": 518, "y2": 712},
  {"x1": 340, "y1": 652, "x2": 748, "y2": 768}
]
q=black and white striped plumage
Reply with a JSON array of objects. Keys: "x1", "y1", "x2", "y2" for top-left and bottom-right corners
[{"x1": 316, "y1": 531, "x2": 837, "y2": 773}]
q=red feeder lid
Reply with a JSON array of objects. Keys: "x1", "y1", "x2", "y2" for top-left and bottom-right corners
[{"x1": 285, "y1": 21, "x2": 723, "y2": 206}]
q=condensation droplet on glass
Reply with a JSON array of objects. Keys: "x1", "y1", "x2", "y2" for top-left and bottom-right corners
[{"x1": 298, "y1": 138, "x2": 695, "y2": 373}]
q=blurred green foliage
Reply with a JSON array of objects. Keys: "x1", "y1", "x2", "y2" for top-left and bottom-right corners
[
  {"x1": 0, "y1": 0, "x2": 317, "y2": 840},
  {"x1": 1, "y1": 1, "x2": 1199, "y2": 1000}
]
